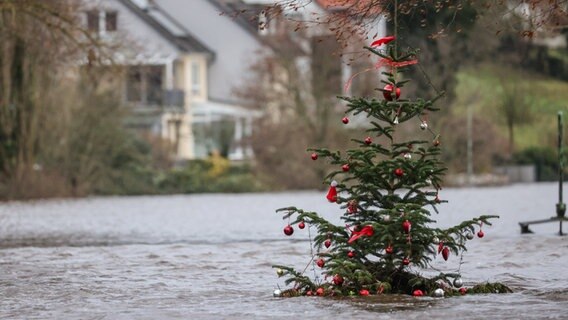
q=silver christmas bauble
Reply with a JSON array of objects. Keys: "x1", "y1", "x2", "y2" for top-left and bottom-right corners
[
  {"x1": 382, "y1": 215, "x2": 391, "y2": 222},
  {"x1": 393, "y1": 117, "x2": 399, "y2": 124},
  {"x1": 433, "y1": 237, "x2": 439, "y2": 244},
  {"x1": 404, "y1": 153, "x2": 412, "y2": 160},
  {"x1": 433, "y1": 288, "x2": 444, "y2": 297},
  {"x1": 276, "y1": 268, "x2": 284, "y2": 277},
  {"x1": 273, "y1": 289, "x2": 282, "y2": 297},
  {"x1": 466, "y1": 232, "x2": 474, "y2": 240},
  {"x1": 420, "y1": 122, "x2": 428, "y2": 130},
  {"x1": 453, "y1": 278, "x2": 463, "y2": 288}
]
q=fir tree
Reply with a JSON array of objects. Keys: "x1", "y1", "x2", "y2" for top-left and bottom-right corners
[{"x1": 273, "y1": 36, "x2": 509, "y2": 297}]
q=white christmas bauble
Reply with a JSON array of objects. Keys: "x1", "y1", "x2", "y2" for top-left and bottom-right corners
[
  {"x1": 276, "y1": 268, "x2": 284, "y2": 277},
  {"x1": 382, "y1": 215, "x2": 391, "y2": 222},
  {"x1": 453, "y1": 278, "x2": 463, "y2": 288},
  {"x1": 433, "y1": 237, "x2": 439, "y2": 243},
  {"x1": 420, "y1": 122, "x2": 428, "y2": 130},
  {"x1": 273, "y1": 289, "x2": 282, "y2": 297},
  {"x1": 433, "y1": 288, "x2": 444, "y2": 297},
  {"x1": 404, "y1": 153, "x2": 412, "y2": 160}
]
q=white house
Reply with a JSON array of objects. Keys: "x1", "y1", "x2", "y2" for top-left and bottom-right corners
[{"x1": 83, "y1": 0, "x2": 264, "y2": 160}]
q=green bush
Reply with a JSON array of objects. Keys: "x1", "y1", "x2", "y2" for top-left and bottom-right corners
[{"x1": 513, "y1": 147, "x2": 564, "y2": 181}]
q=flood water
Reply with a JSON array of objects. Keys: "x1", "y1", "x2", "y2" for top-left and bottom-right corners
[{"x1": 0, "y1": 183, "x2": 567, "y2": 319}]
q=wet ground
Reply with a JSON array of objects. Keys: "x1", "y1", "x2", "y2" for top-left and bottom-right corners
[{"x1": 0, "y1": 183, "x2": 567, "y2": 319}]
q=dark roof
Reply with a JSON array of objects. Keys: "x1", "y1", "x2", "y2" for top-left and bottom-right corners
[
  {"x1": 205, "y1": 0, "x2": 265, "y2": 41},
  {"x1": 117, "y1": 0, "x2": 215, "y2": 56}
]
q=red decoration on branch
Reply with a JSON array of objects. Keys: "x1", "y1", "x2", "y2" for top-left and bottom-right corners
[
  {"x1": 326, "y1": 181, "x2": 338, "y2": 202},
  {"x1": 375, "y1": 57, "x2": 419, "y2": 69},
  {"x1": 385, "y1": 245, "x2": 393, "y2": 254},
  {"x1": 324, "y1": 239, "x2": 331, "y2": 248},
  {"x1": 383, "y1": 84, "x2": 401, "y2": 101},
  {"x1": 394, "y1": 168, "x2": 404, "y2": 177},
  {"x1": 342, "y1": 164, "x2": 350, "y2": 172},
  {"x1": 348, "y1": 225, "x2": 374, "y2": 244},
  {"x1": 370, "y1": 36, "x2": 395, "y2": 47},
  {"x1": 402, "y1": 258, "x2": 410, "y2": 265},
  {"x1": 333, "y1": 274, "x2": 344, "y2": 286},
  {"x1": 347, "y1": 200, "x2": 358, "y2": 214},
  {"x1": 298, "y1": 221, "x2": 305, "y2": 229},
  {"x1": 283, "y1": 225, "x2": 294, "y2": 236},
  {"x1": 342, "y1": 117, "x2": 349, "y2": 124},
  {"x1": 442, "y1": 247, "x2": 450, "y2": 261},
  {"x1": 402, "y1": 220, "x2": 411, "y2": 233},
  {"x1": 412, "y1": 289, "x2": 424, "y2": 297},
  {"x1": 364, "y1": 136, "x2": 372, "y2": 145},
  {"x1": 438, "y1": 241, "x2": 444, "y2": 254},
  {"x1": 359, "y1": 289, "x2": 370, "y2": 296},
  {"x1": 347, "y1": 251, "x2": 355, "y2": 258},
  {"x1": 477, "y1": 230, "x2": 484, "y2": 238},
  {"x1": 316, "y1": 258, "x2": 325, "y2": 268},
  {"x1": 311, "y1": 153, "x2": 318, "y2": 160}
]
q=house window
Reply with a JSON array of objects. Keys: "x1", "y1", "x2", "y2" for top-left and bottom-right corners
[
  {"x1": 146, "y1": 65, "x2": 163, "y2": 104},
  {"x1": 126, "y1": 65, "x2": 164, "y2": 105},
  {"x1": 191, "y1": 61, "x2": 201, "y2": 95},
  {"x1": 105, "y1": 11, "x2": 118, "y2": 32},
  {"x1": 86, "y1": 10, "x2": 99, "y2": 32},
  {"x1": 126, "y1": 67, "x2": 143, "y2": 102}
]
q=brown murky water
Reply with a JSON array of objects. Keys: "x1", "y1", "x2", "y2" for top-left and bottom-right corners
[{"x1": 1, "y1": 183, "x2": 567, "y2": 319}]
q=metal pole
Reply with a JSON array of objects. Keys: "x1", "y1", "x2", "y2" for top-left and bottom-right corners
[
  {"x1": 559, "y1": 112, "x2": 563, "y2": 205},
  {"x1": 557, "y1": 112, "x2": 565, "y2": 235},
  {"x1": 466, "y1": 102, "x2": 473, "y2": 185}
]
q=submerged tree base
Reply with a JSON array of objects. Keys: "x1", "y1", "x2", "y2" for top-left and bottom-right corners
[{"x1": 273, "y1": 265, "x2": 512, "y2": 297}]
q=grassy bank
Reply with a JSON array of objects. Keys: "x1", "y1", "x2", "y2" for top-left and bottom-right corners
[{"x1": 454, "y1": 63, "x2": 568, "y2": 151}]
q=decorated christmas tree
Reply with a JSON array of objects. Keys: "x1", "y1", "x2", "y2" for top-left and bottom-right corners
[{"x1": 272, "y1": 36, "x2": 511, "y2": 298}]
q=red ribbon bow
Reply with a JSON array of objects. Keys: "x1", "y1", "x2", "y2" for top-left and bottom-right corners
[
  {"x1": 343, "y1": 36, "x2": 418, "y2": 93},
  {"x1": 370, "y1": 36, "x2": 395, "y2": 47},
  {"x1": 348, "y1": 225, "x2": 374, "y2": 244}
]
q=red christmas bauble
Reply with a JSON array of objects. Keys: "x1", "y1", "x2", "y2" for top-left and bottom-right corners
[
  {"x1": 433, "y1": 140, "x2": 441, "y2": 147},
  {"x1": 459, "y1": 287, "x2": 467, "y2": 295},
  {"x1": 306, "y1": 290, "x2": 313, "y2": 296},
  {"x1": 311, "y1": 153, "x2": 318, "y2": 160},
  {"x1": 364, "y1": 136, "x2": 372, "y2": 145},
  {"x1": 333, "y1": 274, "x2": 344, "y2": 286},
  {"x1": 383, "y1": 84, "x2": 401, "y2": 101},
  {"x1": 359, "y1": 289, "x2": 370, "y2": 296},
  {"x1": 402, "y1": 220, "x2": 411, "y2": 233},
  {"x1": 477, "y1": 230, "x2": 485, "y2": 238},
  {"x1": 402, "y1": 258, "x2": 410, "y2": 265},
  {"x1": 316, "y1": 258, "x2": 325, "y2": 268},
  {"x1": 324, "y1": 239, "x2": 331, "y2": 248},
  {"x1": 298, "y1": 221, "x2": 305, "y2": 229},
  {"x1": 342, "y1": 164, "x2": 350, "y2": 172},
  {"x1": 412, "y1": 289, "x2": 424, "y2": 297},
  {"x1": 442, "y1": 247, "x2": 450, "y2": 261},
  {"x1": 394, "y1": 168, "x2": 404, "y2": 177},
  {"x1": 283, "y1": 225, "x2": 294, "y2": 236},
  {"x1": 316, "y1": 287, "x2": 324, "y2": 296},
  {"x1": 342, "y1": 117, "x2": 349, "y2": 124},
  {"x1": 347, "y1": 251, "x2": 355, "y2": 258},
  {"x1": 385, "y1": 245, "x2": 393, "y2": 254}
]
